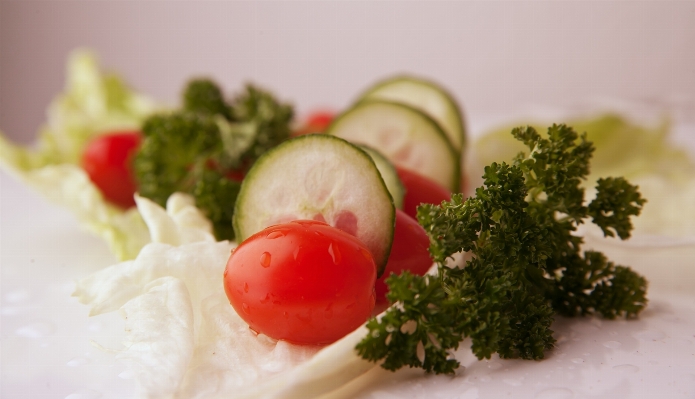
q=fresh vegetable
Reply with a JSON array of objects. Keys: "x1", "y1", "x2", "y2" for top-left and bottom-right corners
[
  {"x1": 0, "y1": 50, "x2": 155, "y2": 260},
  {"x1": 293, "y1": 110, "x2": 335, "y2": 136},
  {"x1": 233, "y1": 134, "x2": 396, "y2": 275},
  {"x1": 224, "y1": 220, "x2": 377, "y2": 345},
  {"x1": 326, "y1": 100, "x2": 460, "y2": 192},
  {"x1": 359, "y1": 145, "x2": 405, "y2": 210},
  {"x1": 396, "y1": 166, "x2": 451, "y2": 220},
  {"x1": 134, "y1": 79, "x2": 293, "y2": 240},
  {"x1": 82, "y1": 130, "x2": 141, "y2": 208},
  {"x1": 470, "y1": 113, "x2": 695, "y2": 237},
  {"x1": 357, "y1": 76, "x2": 466, "y2": 153},
  {"x1": 357, "y1": 124, "x2": 647, "y2": 374},
  {"x1": 375, "y1": 209, "x2": 432, "y2": 304}
]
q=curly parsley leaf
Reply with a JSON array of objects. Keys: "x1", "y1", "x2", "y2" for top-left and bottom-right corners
[
  {"x1": 357, "y1": 124, "x2": 647, "y2": 375},
  {"x1": 133, "y1": 80, "x2": 293, "y2": 240}
]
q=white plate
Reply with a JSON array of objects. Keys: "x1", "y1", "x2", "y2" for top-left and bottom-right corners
[{"x1": 2, "y1": 109, "x2": 695, "y2": 398}]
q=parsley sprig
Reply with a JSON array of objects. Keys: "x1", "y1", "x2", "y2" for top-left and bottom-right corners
[
  {"x1": 356, "y1": 124, "x2": 647, "y2": 374},
  {"x1": 134, "y1": 79, "x2": 293, "y2": 240}
]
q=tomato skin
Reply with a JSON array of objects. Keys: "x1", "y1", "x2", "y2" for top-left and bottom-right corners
[
  {"x1": 375, "y1": 209, "x2": 433, "y2": 304},
  {"x1": 293, "y1": 110, "x2": 335, "y2": 136},
  {"x1": 224, "y1": 220, "x2": 376, "y2": 345},
  {"x1": 396, "y1": 166, "x2": 452, "y2": 220},
  {"x1": 82, "y1": 131, "x2": 141, "y2": 209}
]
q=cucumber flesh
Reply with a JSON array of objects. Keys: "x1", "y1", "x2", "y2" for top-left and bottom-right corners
[
  {"x1": 359, "y1": 76, "x2": 466, "y2": 153},
  {"x1": 327, "y1": 100, "x2": 460, "y2": 192},
  {"x1": 233, "y1": 134, "x2": 395, "y2": 275},
  {"x1": 358, "y1": 145, "x2": 405, "y2": 210}
]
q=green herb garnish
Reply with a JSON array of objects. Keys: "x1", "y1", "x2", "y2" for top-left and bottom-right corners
[
  {"x1": 134, "y1": 79, "x2": 293, "y2": 240},
  {"x1": 357, "y1": 124, "x2": 647, "y2": 374}
]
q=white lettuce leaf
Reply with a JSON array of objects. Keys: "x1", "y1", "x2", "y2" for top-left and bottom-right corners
[
  {"x1": 0, "y1": 49, "x2": 157, "y2": 260},
  {"x1": 74, "y1": 194, "x2": 379, "y2": 398}
]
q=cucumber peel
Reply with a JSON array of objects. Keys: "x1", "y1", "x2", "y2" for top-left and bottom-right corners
[
  {"x1": 358, "y1": 75, "x2": 466, "y2": 153},
  {"x1": 327, "y1": 100, "x2": 460, "y2": 192}
]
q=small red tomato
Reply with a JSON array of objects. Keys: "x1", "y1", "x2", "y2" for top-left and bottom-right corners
[
  {"x1": 224, "y1": 220, "x2": 377, "y2": 345},
  {"x1": 375, "y1": 209, "x2": 433, "y2": 304},
  {"x1": 396, "y1": 166, "x2": 452, "y2": 220},
  {"x1": 293, "y1": 110, "x2": 335, "y2": 136},
  {"x1": 82, "y1": 131, "x2": 141, "y2": 209}
]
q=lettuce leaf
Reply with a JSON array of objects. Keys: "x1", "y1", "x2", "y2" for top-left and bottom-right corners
[
  {"x1": 74, "y1": 194, "x2": 330, "y2": 398},
  {"x1": 0, "y1": 50, "x2": 157, "y2": 259},
  {"x1": 468, "y1": 114, "x2": 695, "y2": 237}
]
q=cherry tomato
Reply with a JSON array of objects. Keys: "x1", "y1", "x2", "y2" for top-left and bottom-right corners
[
  {"x1": 82, "y1": 131, "x2": 141, "y2": 209},
  {"x1": 224, "y1": 220, "x2": 376, "y2": 345},
  {"x1": 293, "y1": 110, "x2": 335, "y2": 136},
  {"x1": 396, "y1": 166, "x2": 452, "y2": 220},
  {"x1": 375, "y1": 209, "x2": 433, "y2": 304}
]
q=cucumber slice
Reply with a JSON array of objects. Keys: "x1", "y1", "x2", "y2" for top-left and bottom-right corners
[
  {"x1": 326, "y1": 100, "x2": 460, "y2": 192},
  {"x1": 358, "y1": 76, "x2": 466, "y2": 152},
  {"x1": 233, "y1": 134, "x2": 395, "y2": 275},
  {"x1": 358, "y1": 145, "x2": 405, "y2": 210}
]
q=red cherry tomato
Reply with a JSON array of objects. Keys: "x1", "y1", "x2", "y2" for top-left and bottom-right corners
[
  {"x1": 293, "y1": 110, "x2": 335, "y2": 136},
  {"x1": 396, "y1": 166, "x2": 452, "y2": 220},
  {"x1": 224, "y1": 220, "x2": 377, "y2": 345},
  {"x1": 82, "y1": 131, "x2": 141, "y2": 209},
  {"x1": 375, "y1": 209, "x2": 433, "y2": 304}
]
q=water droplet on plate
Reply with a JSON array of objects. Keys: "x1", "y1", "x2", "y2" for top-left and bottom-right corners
[
  {"x1": 118, "y1": 369, "x2": 136, "y2": 379},
  {"x1": 613, "y1": 364, "x2": 639, "y2": 373},
  {"x1": 603, "y1": 340, "x2": 621, "y2": 349},
  {"x1": 5, "y1": 288, "x2": 30, "y2": 303},
  {"x1": 260, "y1": 252, "x2": 271, "y2": 268},
  {"x1": 487, "y1": 362, "x2": 503, "y2": 370},
  {"x1": 571, "y1": 358, "x2": 584, "y2": 364},
  {"x1": 634, "y1": 329, "x2": 666, "y2": 341},
  {"x1": 503, "y1": 378, "x2": 522, "y2": 386},
  {"x1": 15, "y1": 321, "x2": 55, "y2": 338},
  {"x1": 535, "y1": 387, "x2": 574, "y2": 399},
  {"x1": 66, "y1": 357, "x2": 89, "y2": 367}
]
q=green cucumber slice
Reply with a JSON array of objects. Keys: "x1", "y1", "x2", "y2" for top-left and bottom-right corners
[
  {"x1": 358, "y1": 145, "x2": 405, "y2": 210},
  {"x1": 233, "y1": 134, "x2": 395, "y2": 275},
  {"x1": 326, "y1": 100, "x2": 460, "y2": 192},
  {"x1": 358, "y1": 76, "x2": 466, "y2": 152}
]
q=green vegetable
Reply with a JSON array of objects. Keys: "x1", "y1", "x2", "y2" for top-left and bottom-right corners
[
  {"x1": 356, "y1": 124, "x2": 647, "y2": 374},
  {"x1": 134, "y1": 80, "x2": 293, "y2": 240},
  {"x1": 0, "y1": 50, "x2": 155, "y2": 260},
  {"x1": 471, "y1": 114, "x2": 695, "y2": 186}
]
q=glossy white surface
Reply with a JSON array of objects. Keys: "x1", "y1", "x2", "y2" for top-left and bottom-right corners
[{"x1": 2, "y1": 110, "x2": 695, "y2": 398}]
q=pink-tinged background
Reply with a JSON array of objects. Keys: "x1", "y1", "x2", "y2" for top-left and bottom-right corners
[{"x1": 1, "y1": 1, "x2": 694, "y2": 143}]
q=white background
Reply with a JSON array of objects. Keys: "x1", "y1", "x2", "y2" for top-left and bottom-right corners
[{"x1": 1, "y1": 1, "x2": 695, "y2": 143}]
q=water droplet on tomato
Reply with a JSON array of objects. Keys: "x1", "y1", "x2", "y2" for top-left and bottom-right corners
[
  {"x1": 242, "y1": 303, "x2": 250, "y2": 314},
  {"x1": 293, "y1": 246, "x2": 300, "y2": 260},
  {"x1": 244, "y1": 283, "x2": 249, "y2": 293},
  {"x1": 328, "y1": 243, "x2": 341, "y2": 265},
  {"x1": 266, "y1": 231, "x2": 285, "y2": 239},
  {"x1": 223, "y1": 269, "x2": 228, "y2": 278},
  {"x1": 260, "y1": 293, "x2": 271, "y2": 304},
  {"x1": 260, "y1": 252, "x2": 271, "y2": 268}
]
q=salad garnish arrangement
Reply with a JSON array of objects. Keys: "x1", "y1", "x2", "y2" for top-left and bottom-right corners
[{"x1": 6, "y1": 49, "x2": 690, "y2": 398}]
